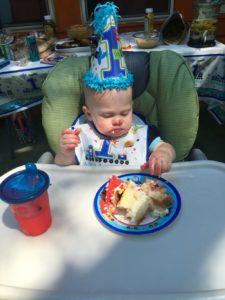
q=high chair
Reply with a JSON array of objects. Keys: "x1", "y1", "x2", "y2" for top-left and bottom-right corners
[{"x1": 40, "y1": 50, "x2": 206, "y2": 163}]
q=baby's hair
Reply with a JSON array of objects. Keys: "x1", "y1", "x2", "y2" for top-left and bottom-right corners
[
  {"x1": 83, "y1": 84, "x2": 119, "y2": 107},
  {"x1": 83, "y1": 84, "x2": 98, "y2": 105}
]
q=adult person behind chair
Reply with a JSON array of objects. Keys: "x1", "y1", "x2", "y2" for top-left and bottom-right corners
[{"x1": 54, "y1": 2, "x2": 175, "y2": 176}]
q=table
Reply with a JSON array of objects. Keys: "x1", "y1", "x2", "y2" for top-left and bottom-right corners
[
  {"x1": 0, "y1": 61, "x2": 54, "y2": 157},
  {"x1": 1, "y1": 39, "x2": 225, "y2": 122},
  {"x1": 0, "y1": 61, "x2": 53, "y2": 118},
  {"x1": 1, "y1": 161, "x2": 225, "y2": 299}
]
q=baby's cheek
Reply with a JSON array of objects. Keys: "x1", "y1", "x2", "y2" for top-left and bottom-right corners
[{"x1": 98, "y1": 120, "x2": 107, "y2": 131}]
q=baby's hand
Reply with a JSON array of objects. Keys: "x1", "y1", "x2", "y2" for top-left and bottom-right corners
[
  {"x1": 59, "y1": 128, "x2": 80, "y2": 154},
  {"x1": 142, "y1": 153, "x2": 171, "y2": 177},
  {"x1": 140, "y1": 143, "x2": 175, "y2": 176}
]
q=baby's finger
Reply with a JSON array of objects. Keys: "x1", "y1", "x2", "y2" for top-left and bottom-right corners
[
  {"x1": 74, "y1": 128, "x2": 81, "y2": 135},
  {"x1": 154, "y1": 159, "x2": 162, "y2": 177},
  {"x1": 65, "y1": 143, "x2": 76, "y2": 150},
  {"x1": 149, "y1": 156, "x2": 156, "y2": 176},
  {"x1": 140, "y1": 162, "x2": 149, "y2": 170},
  {"x1": 161, "y1": 159, "x2": 171, "y2": 174},
  {"x1": 74, "y1": 133, "x2": 81, "y2": 145},
  {"x1": 62, "y1": 135, "x2": 76, "y2": 144},
  {"x1": 63, "y1": 129, "x2": 74, "y2": 135}
]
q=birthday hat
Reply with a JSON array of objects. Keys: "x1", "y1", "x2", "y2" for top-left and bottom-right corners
[{"x1": 83, "y1": 2, "x2": 133, "y2": 92}]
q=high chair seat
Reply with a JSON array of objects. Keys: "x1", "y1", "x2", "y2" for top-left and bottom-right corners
[{"x1": 42, "y1": 50, "x2": 199, "y2": 161}]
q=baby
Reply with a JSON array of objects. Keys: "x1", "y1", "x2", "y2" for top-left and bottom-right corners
[{"x1": 54, "y1": 85, "x2": 176, "y2": 176}]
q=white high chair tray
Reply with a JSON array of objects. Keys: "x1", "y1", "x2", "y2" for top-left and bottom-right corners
[{"x1": 1, "y1": 161, "x2": 225, "y2": 300}]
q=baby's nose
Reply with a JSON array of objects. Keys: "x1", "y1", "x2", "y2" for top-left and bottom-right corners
[{"x1": 112, "y1": 118, "x2": 122, "y2": 126}]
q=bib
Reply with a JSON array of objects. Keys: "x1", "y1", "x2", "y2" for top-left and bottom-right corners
[{"x1": 71, "y1": 113, "x2": 151, "y2": 166}]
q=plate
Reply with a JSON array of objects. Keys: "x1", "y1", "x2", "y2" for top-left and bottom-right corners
[
  {"x1": 94, "y1": 173, "x2": 181, "y2": 235},
  {"x1": 55, "y1": 40, "x2": 91, "y2": 53}
]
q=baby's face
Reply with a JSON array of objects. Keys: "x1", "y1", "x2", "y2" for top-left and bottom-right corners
[{"x1": 84, "y1": 88, "x2": 133, "y2": 138}]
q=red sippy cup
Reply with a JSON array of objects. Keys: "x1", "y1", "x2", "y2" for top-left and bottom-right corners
[{"x1": 0, "y1": 163, "x2": 51, "y2": 236}]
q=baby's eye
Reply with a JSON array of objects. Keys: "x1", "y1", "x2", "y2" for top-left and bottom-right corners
[
  {"x1": 121, "y1": 111, "x2": 130, "y2": 116},
  {"x1": 101, "y1": 114, "x2": 113, "y2": 118}
]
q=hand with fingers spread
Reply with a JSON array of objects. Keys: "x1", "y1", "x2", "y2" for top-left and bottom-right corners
[
  {"x1": 140, "y1": 142, "x2": 176, "y2": 177},
  {"x1": 54, "y1": 128, "x2": 81, "y2": 165}
]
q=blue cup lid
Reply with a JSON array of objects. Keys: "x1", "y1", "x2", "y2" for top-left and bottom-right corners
[{"x1": 0, "y1": 163, "x2": 50, "y2": 204}]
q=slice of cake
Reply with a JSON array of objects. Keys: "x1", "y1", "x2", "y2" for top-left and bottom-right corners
[
  {"x1": 105, "y1": 175, "x2": 127, "y2": 206},
  {"x1": 149, "y1": 194, "x2": 172, "y2": 217},
  {"x1": 117, "y1": 180, "x2": 150, "y2": 223},
  {"x1": 141, "y1": 180, "x2": 172, "y2": 217},
  {"x1": 103, "y1": 176, "x2": 172, "y2": 224}
]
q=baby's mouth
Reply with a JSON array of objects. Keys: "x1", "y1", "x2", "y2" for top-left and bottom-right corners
[
  {"x1": 110, "y1": 128, "x2": 127, "y2": 137},
  {"x1": 112, "y1": 128, "x2": 122, "y2": 133}
]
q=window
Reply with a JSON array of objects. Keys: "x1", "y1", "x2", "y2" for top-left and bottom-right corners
[
  {"x1": 80, "y1": 0, "x2": 174, "y2": 23},
  {"x1": 0, "y1": 0, "x2": 55, "y2": 31}
]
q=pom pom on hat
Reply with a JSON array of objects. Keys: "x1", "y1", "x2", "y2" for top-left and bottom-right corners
[
  {"x1": 83, "y1": 2, "x2": 133, "y2": 92},
  {"x1": 91, "y1": 2, "x2": 119, "y2": 35}
]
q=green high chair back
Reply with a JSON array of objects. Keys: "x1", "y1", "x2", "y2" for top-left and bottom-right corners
[{"x1": 42, "y1": 50, "x2": 199, "y2": 161}]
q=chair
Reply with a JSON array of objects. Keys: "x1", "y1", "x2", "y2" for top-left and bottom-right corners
[{"x1": 40, "y1": 50, "x2": 205, "y2": 163}]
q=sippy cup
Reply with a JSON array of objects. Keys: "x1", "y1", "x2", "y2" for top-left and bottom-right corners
[{"x1": 0, "y1": 163, "x2": 51, "y2": 236}]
